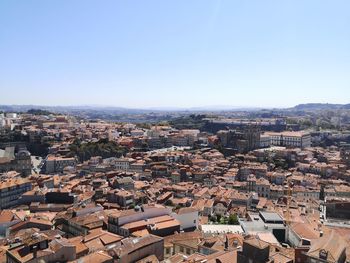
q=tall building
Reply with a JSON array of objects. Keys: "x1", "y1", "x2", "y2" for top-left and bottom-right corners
[{"x1": 217, "y1": 125, "x2": 261, "y2": 153}]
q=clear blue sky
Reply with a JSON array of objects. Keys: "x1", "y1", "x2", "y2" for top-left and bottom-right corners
[{"x1": 1, "y1": 0, "x2": 349, "y2": 108}]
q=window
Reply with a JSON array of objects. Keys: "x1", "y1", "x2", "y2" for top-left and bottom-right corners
[
  {"x1": 180, "y1": 247, "x2": 184, "y2": 252},
  {"x1": 166, "y1": 248, "x2": 171, "y2": 254},
  {"x1": 186, "y1": 248, "x2": 191, "y2": 255}
]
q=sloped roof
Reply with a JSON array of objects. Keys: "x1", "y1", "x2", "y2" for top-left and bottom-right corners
[{"x1": 307, "y1": 231, "x2": 346, "y2": 262}]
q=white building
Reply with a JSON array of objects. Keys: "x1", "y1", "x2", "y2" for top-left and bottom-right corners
[
  {"x1": 5, "y1": 113, "x2": 17, "y2": 119},
  {"x1": 259, "y1": 134, "x2": 271, "y2": 148},
  {"x1": 255, "y1": 178, "x2": 271, "y2": 198},
  {"x1": 114, "y1": 157, "x2": 134, "y2": 171},
  {"x1": 265, "y1": 131, "x2": 311, "y2": 148},
  {"x1": 171, "y1": 207, "x2": 199, "y2": 231}
]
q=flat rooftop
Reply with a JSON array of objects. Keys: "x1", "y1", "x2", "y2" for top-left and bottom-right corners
[
  {"x1": 259, "y1": 211, "x2": 284, "y2": 223},
  {"x1": 240, "y1": 213, "x2": 285, "y2": 234}
]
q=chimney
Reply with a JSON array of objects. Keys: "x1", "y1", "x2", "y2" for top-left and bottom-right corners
[
  {"x1": 32, "y1": 245, "x2": 38, "y2": 258},
  {"x1": 225, "y1": 236, "x2": 229, "y2": 250}
]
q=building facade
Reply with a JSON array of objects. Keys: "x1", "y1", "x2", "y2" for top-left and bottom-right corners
[{"x1": 0, "y1": 178, "x2": 32, "y2": 209}]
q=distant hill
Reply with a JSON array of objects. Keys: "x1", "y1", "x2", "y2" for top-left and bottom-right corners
[
  {"x1": 1, "y1": 103, "x2": 350, "y2": 115},
  {"x1": 0, "y1": 104, "x2": 153, "y2": 114},
  {"x1": 291, "y1": 103, "x2": 350, "y2": 111},
  {"x1": 0, "y1": 104, "x2": 263, "y2": 113}
]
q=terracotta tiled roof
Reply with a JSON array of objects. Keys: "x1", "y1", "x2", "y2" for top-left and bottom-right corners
[{"x1": 307, "y1": 231, "x2": 346, "y2": 262}]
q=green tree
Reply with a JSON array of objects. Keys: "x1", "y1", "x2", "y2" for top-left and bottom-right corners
[
  {"x1": 68, "y1": 139, "x2": 127, "y2": 162},
  {"x1": 228, "y1": 214, "x2": 239, "y2": 225},
  {"x1": 165, "y1": 199, "x2": 174, "y2": 206},
  {"x1": 219, "y1": 216, "x2": 227, "y2": 224},
  {"x1": 209, "y1": 215, "x2": 216, "y2": 223}
]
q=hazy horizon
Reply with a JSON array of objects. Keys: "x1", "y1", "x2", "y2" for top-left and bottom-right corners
[
  {"x1": 1, "y1": 0, "x2": 350, "y2": 107},
  {"x1": 1, "y1": 102, "x2": 350, "y2": 112}
]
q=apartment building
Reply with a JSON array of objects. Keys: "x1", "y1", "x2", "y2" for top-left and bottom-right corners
[
  {"x1": 114, "y1": 177, "x2": 134, "y2": 190},
  {"x1": 0, "y1": 178, "x2": 32, "y2": 209},
  {"x1": 107, "y1": 205, "x2": 172, "y2": 236},
  {"x1": 114, "y1": 157, "x2": 134, "y2": 171},
  {"x1": 43, "y1": 155, "x2": 76, "y2": 174},
  {"x1": 107, "y1": 189, "x2": 134, "y2": 208}
]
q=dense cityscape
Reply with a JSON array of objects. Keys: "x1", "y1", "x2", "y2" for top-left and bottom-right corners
[
  {"x1": 1, "y1": 0, "x2": 350, "y2": 262},
  {"x1": 0, "y1": 105, "x2": 349, "y2": 263}
]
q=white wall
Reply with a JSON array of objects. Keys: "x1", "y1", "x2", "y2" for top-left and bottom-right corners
[
  {"x1": 287, "y1": 227, "x2": 300, "y2": 247},
  {"x1": 171, "y1": 211, "x2": 199, "y2": 230}
]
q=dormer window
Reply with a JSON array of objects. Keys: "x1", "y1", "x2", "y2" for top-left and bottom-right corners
[{"x1": 319, "y1": 249, "x2": 328, "y2": 260}]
